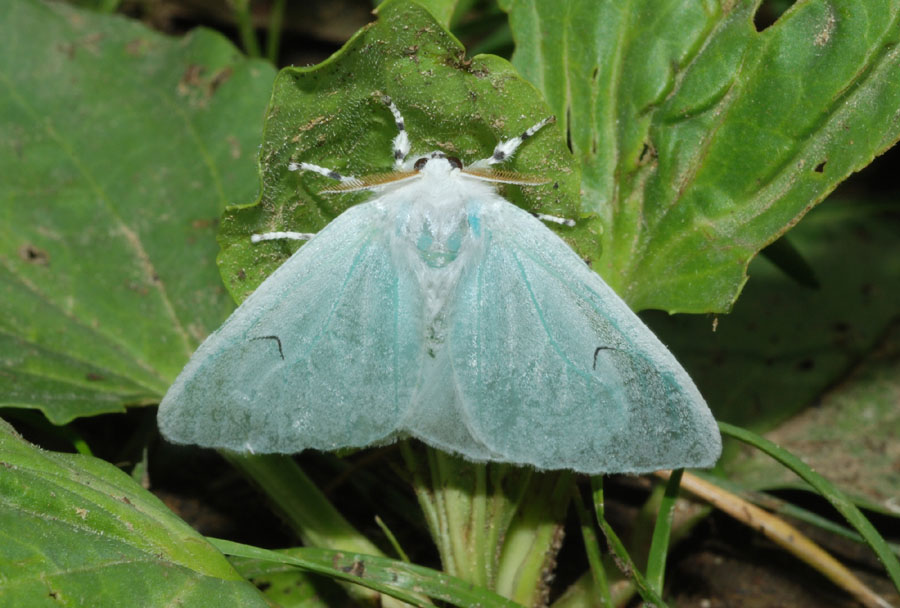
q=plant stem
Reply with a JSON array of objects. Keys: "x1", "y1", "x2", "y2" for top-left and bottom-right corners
[
  {"x1": 590, "y1": 476, "x2": 668, "y2": 607},
  {"x1": 645, "y1": 468, "x2": 683, "y2": 595},
  {"x1": 230, "y1": 0, "x2": 261, "y2": 58},
  {"x1": 221, "y1": 452, "x2": 412, "y2": 607},
  {"x1": 401, "y1": 442, "x2": 570, "y2": 605},
  {"x1": 571, "y1": 485, "x2": 612, "y2": 606},
  {"x1": 266, "y1": 0, "x2": 286, "y2": 63}
]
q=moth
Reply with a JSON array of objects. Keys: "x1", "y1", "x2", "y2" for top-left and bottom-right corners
[{"x1": 158, "y1": 97, "x2": 721, "y2": 474}]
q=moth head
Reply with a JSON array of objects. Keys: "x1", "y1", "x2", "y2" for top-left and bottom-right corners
[
  {"x1": 412, "y1": 152, "x2": 463, "y2": 173},
  {"x1": 410, "y1": 151, "x2": 548, "y2": 186}
]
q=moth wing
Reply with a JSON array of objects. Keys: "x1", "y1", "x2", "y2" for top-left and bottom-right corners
[
  {"x1": 448, "y1": 201, "x2": 721, "y2": 473},
  {"x1": 158, "y1": 202, "x2": 423, "y2": 453}
]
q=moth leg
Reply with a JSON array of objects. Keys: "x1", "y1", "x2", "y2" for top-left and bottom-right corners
[
  {"x1": 288, "y1": 161, "x2": 363, "y2": 188},
  {"x1": 383, "y1": 95, "x2": 410, "y2": 168},
  {"x1": 251, "y1": 231, "x2": 316, "y2": 243},
  {"x1": 532, "y1": 212, "x2": 576, "y2": 228},
  {"x1": 469, "y1": 116, "x2": 555, "y2": 168}
]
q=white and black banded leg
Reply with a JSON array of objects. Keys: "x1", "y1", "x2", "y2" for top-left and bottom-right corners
[
  {"x1": 251, "y1": 231, "x2": 316, "y2": 243},
  {"x1": 288, "y1": 161, "x2": 363, "y2": 188},
  {"x1": 470, "y1": 116, "x2": 555, "y2": 168},
  {"x1": 383, "y1": 96, "x2": 410, "y2": 168},
  {"x1": 532, "y1": 211, "x2": 576, "y2": 228}
]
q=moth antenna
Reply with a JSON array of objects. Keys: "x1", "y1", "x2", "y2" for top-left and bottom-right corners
[
  {"x1": 320, "y1": 171, "x2": 420, "y2": 193},
  {"x1": 460, "y1": 168, "x2": 550, "y2": 186}
]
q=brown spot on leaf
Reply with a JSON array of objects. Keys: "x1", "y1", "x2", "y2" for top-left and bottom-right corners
[
  {"x1": 814, "y1": 8, "x2": 836, "y2": 46},
  {"x1": 192, "y1": 218, "x2": 219, "y2": 230},
  {"x1": 178, "y1": 65, "x2": 232, "y2": 105},
  {"x1": 178, "y1": 65, "x2": 205, "y2": 95},
  {"x1": 19, "y1": 244, "x2": 49, "y2": 265},
  {"x1": 209, "y1": 67, "x2": 233, "y2": 93},
  {"x1": 342, "y1": 559, "x2": 365, "y2": 577},
  {"x1": 125, "y1": 38, "x2": 148, "y2": 56}
]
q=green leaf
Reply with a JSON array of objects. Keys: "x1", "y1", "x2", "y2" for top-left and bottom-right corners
[
  {"x1": 0, "y1": 0, "x2": 276, "y2": 422},
  {"x1": 230, "y1": 548, "x2": 346, "y2": 608},
  {"x1": 218, "y1": 0, "x2": 579, "y2": 303},
  {"x1": 0, "y1": 418, "x2": 268, "y2": 607},
  {"x1": 501, "y1": 0, "x2": 900, "y2": 312},
  {"x1": 214, "y1": 538, "x2": 523, "y2": 608},
  {"x1": 643, "y1": 199, "x2": 900, "y2": 431},
  {"x1": 726, "y1": 323, "x2": 900, "y2": 515}
]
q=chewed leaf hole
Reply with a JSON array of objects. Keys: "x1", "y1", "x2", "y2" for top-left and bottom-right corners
[
  {"x1": 815, "y1": 160, "x2": 826, "y2": 173},
  {"x1": 19, "y1": 244, "x2": 49, "y2": 265},
  {"x1": 753, "y1": 0, "x2": 797, "y2": 32},
  {"x1": 638, "y1": 142, "x2": 655, "y2": 165}
]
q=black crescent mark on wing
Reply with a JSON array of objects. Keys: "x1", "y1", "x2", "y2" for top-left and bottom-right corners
[
  {"x1": 252, "y1": 335, "x2": 285, "y2": 360},
  {"x1": 593, "y1": 346, "x2": 615, "y2": 371}
]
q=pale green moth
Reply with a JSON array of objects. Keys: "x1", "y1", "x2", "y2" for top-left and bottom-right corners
[{"x1": 157, "y1": 98, "x2": 721, "y2": 474}]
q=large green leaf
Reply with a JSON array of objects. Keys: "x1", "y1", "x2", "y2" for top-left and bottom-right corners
[
  {"x1": 218, "y1": 0, "x2": 579, "y2": 302},
  {"x1": 501, "y1": 0, "x2": 900, "y2": 313},
  {"x1": 0, "y1": 0, "x2": 275, "y2": 422},
  {"x1": 643, "y1": 198, "x2": 900, "y2": 432},
  {"x1": 725, "y1": 322, "x2": 900, "y2": 514},
  {"x1": 0, "y1": 418, "x2": 268, "y2": 606}
]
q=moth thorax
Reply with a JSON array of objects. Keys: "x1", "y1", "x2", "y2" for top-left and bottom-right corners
[{"x1": 419, "y1": 262, "x2": 464, "y2": 328}]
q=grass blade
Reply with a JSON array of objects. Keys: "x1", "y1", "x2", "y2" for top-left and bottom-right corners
[
  {"x1": 590, "y1": 476, "x2": 668, "y2": 607},
  {"x1": 572, "y1": 485, "x2": 612, "y2": 606},
  {"x1": 720, "y1": 421, "x2": 900, "y2": 594},
  {"x1": 645, "y1": 468, "x2": 683, "y2": 595}
]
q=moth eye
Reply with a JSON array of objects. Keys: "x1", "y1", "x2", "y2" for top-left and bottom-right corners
[
  {"x1": 414, "y1": 157, "x2": 428, "y2": 171},
  {"x1": 447, "y1": 156, "x2": 463, "y2": 170}
]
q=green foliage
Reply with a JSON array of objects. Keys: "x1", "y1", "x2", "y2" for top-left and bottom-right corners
[
  {"x1": 727, "y1": 325, "x2": 900, "y2": 513},
  {"x1": 218, "y1": 538, "x2": 522, "y2": 608},
  {"x1": 1, "y1": 0, "x2": 899, "y2": 605},
  {"x1": 0, "y1": 0, "x2": 275, "y2": 422},
  {"x1": 646, "y1": 199, "x2": 900, "y2": 425},
  {"x1": 0, "y1": 419, "x2": 268, "y2": 606},
  {"x1": 501, "y1": 0, "x2": 900, "y2": 313},
  {"x1": 720, "y1": 421, "x2": 900, "y2": 591},
  {"x1": 218, "y1": 0, "x2": 579, "y2": 304}
]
